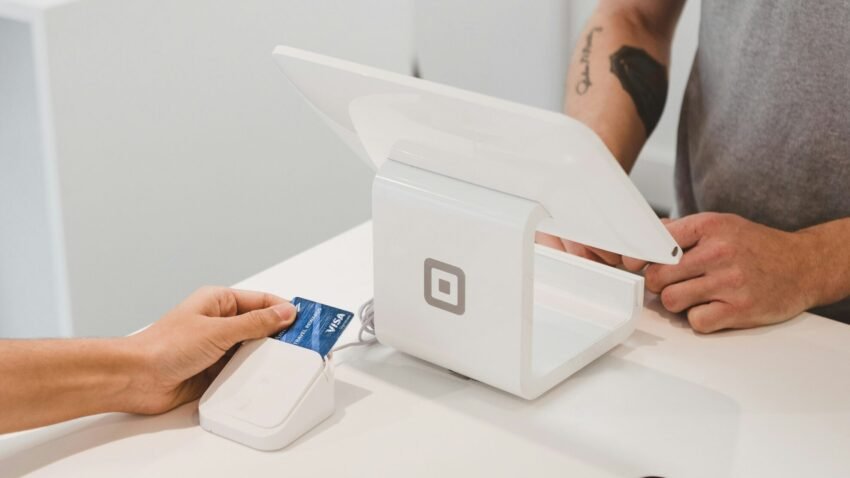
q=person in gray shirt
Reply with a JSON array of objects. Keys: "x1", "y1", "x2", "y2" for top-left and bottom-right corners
[{"x1": 538, "y1": 0, "x2": 850, "y2": 332}]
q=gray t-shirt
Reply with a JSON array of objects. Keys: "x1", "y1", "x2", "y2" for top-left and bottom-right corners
[{"x1": 676, "y1": 0, "x2": 850, "y2": 322}]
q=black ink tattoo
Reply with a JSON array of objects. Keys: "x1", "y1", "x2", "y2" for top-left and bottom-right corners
[
  {"x1": 575, "y1": 27, "x2": 602, "y2": 95},
  {"x1": 609, "y1": 46, "x2": 668, "y2": 136}
]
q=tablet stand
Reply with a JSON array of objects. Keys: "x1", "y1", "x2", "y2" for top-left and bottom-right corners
[{"x1": 373, "y1": 160, "x2": 643, "y2": 399}]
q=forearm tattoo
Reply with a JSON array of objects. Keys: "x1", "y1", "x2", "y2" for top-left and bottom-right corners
[
  {"x1": 575, "y1": 26, "x2": 603, "y2": 95},
  {"x1": 609, "y1": 46, "x2": 668, "y2": 136}
]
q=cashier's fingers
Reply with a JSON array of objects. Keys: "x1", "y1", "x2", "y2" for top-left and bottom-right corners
[
  {"x1": 686, "y1": 301, "x2": 736, "y2": 333},
  {"x1": 644, "y1": 248, "x2": 714, "y2": 293},
  {"x1": 536, "y1": 232, "x2": 620, "y2": 265},
  {"x1": 215, "y1": 302, "x2": 297, "y2": 346},
  {"x1": 585, "y1": 246, "x2": 621, "y2": 266},
  {"x1": 623, "y1": 219, "x2": 675, "y2": 272},
  {"x1": 535, "y1": 232, "x2": 566, "y2": 251},
  {"x1": 622, "y1": 256, "x2": 648, "y2": 271},
  {"x1": 658, "y1": 276, "x2": 717, "y2": 314},
  {"x1": 562, "y1": 240, "x2": 620, "y2": 265}
]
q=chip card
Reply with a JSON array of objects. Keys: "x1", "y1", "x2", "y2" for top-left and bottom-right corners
[{"x1": 274, "y1": 297, "x2": 354, "y2": 357}]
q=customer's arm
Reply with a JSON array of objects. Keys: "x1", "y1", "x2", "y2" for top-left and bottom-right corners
[
  {"x1": 537, "y1": 0, "x2": 685, "y2": 260},
  {"x1": 0, "y1": 287, "x2": 295, "y2": 434}
]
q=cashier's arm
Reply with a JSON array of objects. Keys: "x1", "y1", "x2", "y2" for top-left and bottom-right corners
[
  {"x1": 537, "y1": 0, "x2": 683, "y2": 263},
  {"x1": 563, "y1": 0, "x2": 683, "y2": 171},
  {"x1": 542, "y1": 0, "x2": 850, "y2": 332},
  {"x1": 0, "y1": 287, "x2": 295, "y2": 434}
]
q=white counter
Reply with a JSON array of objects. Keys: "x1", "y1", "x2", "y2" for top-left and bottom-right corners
[{"x1": 2, "y1": 221, "x2": 848, "y2": 477}]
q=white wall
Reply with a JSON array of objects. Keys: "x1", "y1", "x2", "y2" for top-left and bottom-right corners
[
  {"x1": 414, "y1": 0, "x2": 701, "y2": 213},
  {"x1": 1, "y1": 0, "x2": 414, "y2": 338},
  {"x1": 0, "y1": 16, "x2": 68, "y2": 337},
  {"x1": 415, "y1": 0, "x2": 572, "y2": 111},
  {"x1": 49, "y1": 0, "x2": 414, "y2": 337}
]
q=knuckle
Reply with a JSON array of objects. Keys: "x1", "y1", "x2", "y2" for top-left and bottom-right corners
[
  {"x1": 645, "y1": 277, "x2": 660, "y2": 294},
  {"x1": 246, "y1": 309, "x2": 268, "y2": 324},
  {"x1": 644, "y1": 266, "x2": 661, "y2": 292},
  {"x1": 727, "y1": 267, "x2": 746, "y2": 289},
  {"x1": 198, "y1": 285, "x2": 231, "y2": 304},
  {"x1": 220, "y1": 290, "x2": 238, "y2": 316},
  {"x1": 623, "y1": 258, "x2": 646, "y2": 272},
  {"x1": 736, "y1": 295, "x2": 755, "y2": 311},
  {"x1": 716, "y1": 242, "x2": 735, "y2": 259},
  {"x1": 721, "y1": 212, "x2": 742, "y2": 225},
  {"x1": 690, "y1": 319, "x2": 713, "y2": 334},
  {"x1": 247, "y1": 308, "x2": 274, "y2": 329},
  {"x1": 606, "y1": 255, "x2": 623, "y2": 266},
  {"x1": 199, "y1": 286, "x2": 237, "y2": 316},
  {"x1": 706, "y1": 242, "x2": 735, "y2": 262},
  {"x1": 687, "y1": 312, "x2": 715, "y2": 334},
  {"x1": 697, "y1": 212, "x2": 739, "y2": 235},
  {"x1": 697, "y1": 212, "x2": 721, "y2": 231},
  {"x1": 660, "y1": 287, "x2": 681, "y2": 312}
]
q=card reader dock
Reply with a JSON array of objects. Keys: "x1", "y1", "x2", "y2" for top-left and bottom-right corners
[
  {"x1": 274, "y1": 47, "x2": 681, "y2": 400},
  {"x1": 199, "y1": 339, "x2": 334, "y2": 450}
]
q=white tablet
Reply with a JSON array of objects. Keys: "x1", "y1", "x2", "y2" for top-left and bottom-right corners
[{"x1": 273, "y1": 46, "x2": 679, "y2": 264}]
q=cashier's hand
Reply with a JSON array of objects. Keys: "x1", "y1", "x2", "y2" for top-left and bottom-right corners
[
  {"x1": 124, "y1": 287, "x2": 296, "y2": 415},
  {"x1": 535, "y1": 218, "x2": 674, "y2": 265},
  {"x1": 623, "y1": 213, "x2": 816, "y2": 333},
  {"x1": 535, "y1": 232, "x2": 623, "y2": 265}
]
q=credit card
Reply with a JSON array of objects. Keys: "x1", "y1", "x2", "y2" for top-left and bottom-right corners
[{"x1": 274, "y1": 297, "x2": 354, "y2": 357}]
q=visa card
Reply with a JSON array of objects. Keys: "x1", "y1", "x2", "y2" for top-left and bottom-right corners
[{"x1": 274, "y1": 297, "x2": 354, "y2": 357}]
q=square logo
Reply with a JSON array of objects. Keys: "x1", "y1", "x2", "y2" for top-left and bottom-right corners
[{"x1": 424, "y1": 258, "x2": 465, "y2": 315}]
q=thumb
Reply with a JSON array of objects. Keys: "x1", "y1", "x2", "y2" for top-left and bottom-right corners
[{"x1": 218, "y1": 302, "x2": 297, "y2": 346}]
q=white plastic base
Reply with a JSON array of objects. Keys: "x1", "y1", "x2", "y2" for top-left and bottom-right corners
[
  {"x1": 274, "y1": 46, "x2": 679, "y2": 401},
  {"x1": 373, "y1": 160, "x2": 643, "y2": 400},
  {"x1": 199, "y1": 338, "x2": 334, "y2": 451}
]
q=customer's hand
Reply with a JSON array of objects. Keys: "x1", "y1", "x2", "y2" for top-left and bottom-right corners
[
  {"x1": 624, "y1": 213, "x2": 817, "y2": 333},
  {"x1": 123, "y1": 287, "x2": 296, "y2": 414}
]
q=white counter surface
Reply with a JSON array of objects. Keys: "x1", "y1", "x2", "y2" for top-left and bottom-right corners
[{"x1": 2, "y1": 221, "x2": 848, "y2": 477}]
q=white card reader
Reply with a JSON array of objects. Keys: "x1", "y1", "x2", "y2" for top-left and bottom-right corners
[{"x1": 199, "y1": 338, "x2": 334, "y2": 451}]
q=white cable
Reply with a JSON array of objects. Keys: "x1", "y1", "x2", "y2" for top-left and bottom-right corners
[{"x1": 331, "y1": 298, "x2": 377, "y2": 352}]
